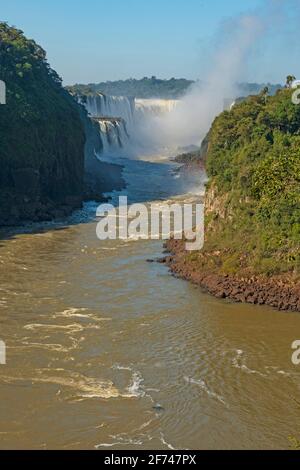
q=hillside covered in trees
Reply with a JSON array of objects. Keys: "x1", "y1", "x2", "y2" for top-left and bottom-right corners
[
  {"x1": 67, "y1": 77, "x2": 194, "y2": 99},
  {"x1": 0, "y1": 23, "x2": 86, "y2": 225},
  {"x1": 166, "y1": 84, "x2": 300, "y2": 311},
  {"x1": 204, "y1": 86, "x2": 300, "y2": 276},
  {"x1": 67, "y1": 78, "x2": 281, "y2": 100}
]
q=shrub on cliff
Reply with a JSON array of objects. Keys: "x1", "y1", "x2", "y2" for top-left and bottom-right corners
[
  {"x1": 0, "y1": 22, "x2": 85, "y2": 224},
  {"x1": 203, "y1": 86, "x2": 300, "y2": 277}
]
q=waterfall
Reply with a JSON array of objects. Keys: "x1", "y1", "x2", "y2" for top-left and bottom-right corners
[
  {"x1": 135, "y1": 99, "x2": 179, "y2": 118},
  {"x1": 79, "y1": 92, "x2": 179, "y2": 155},
  {"x1": 93, "y1": 118, "x2": 129, "y2": 153},
  {"x1": 85, "y1": 93, "x2": 135, "y2": 129}
]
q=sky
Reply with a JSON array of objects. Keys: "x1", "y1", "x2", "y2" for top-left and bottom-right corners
[{"x1": 1, "y1": 0, "x2": 299, "y2": 85}]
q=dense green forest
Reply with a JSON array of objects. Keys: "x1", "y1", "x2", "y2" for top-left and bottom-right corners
[
  {"x1": 198, "y1": 85, "x2": 300, "y2": 277},
  {"x1": 0, "y1": 22, "x2": 85, "y2": 225},
  {"x1": 67, "y1": 77, "x2": 281, "y2": 100},
  {"x1": 67, "y1": 77, "x2": 194, "y2": 99}
]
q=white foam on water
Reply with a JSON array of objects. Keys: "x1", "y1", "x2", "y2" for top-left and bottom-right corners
[
  {"x1": 23, "y1": 323, "x2": 84, "y2": 333},
  {"x1": 23, "y1": 322, "x2": 102, "y2": 334},
  {"x1": 0, "y1": 370, "x2": 121, "y2": 400},
  {"x1": 52, "y1": 308, "x2": 112, "y2": 323},
  {"x1": 95, "y1": 437, "x2": 143, "y2": 449},
  {"x1": 126, "y1": 371, "x2": 146, "y2": 398},
  {"x1": 160, "y1": 432, "x2": 176, "y2": 450},
  {"x1": 232, "y1": 349, "x2": 267, "y2": 377},
  {"x1": 19, "y1": 341, "x2": 70, "y2": 353},
  {"x1": 111, "y1": 364, "x2": 158, "y2": 402},
  {"x1": 184, "y1": 376, "x2": 227, "y2": 406}
]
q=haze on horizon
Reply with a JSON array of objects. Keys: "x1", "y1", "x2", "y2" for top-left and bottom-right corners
[{"x1": 1, "y1": 0, "x2": 300, "y2": 86}]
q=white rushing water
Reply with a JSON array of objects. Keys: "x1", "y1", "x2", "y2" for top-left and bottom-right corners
[
  {"x1": 85, "y1": 94, "x2": 135, "y2": 128},
  {"x1": 82, "y1": 93, "x2": 180, "y2": 154},
  {"x1": 96, "y1": 118, "x2": 130, "y2": 153}
]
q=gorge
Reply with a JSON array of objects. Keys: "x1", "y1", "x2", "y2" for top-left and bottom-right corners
[{"x1": 0, "y1": 21, "x2": 300, "y2": 452}]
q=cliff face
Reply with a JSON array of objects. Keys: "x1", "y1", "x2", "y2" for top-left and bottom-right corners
[
  {"x1": 203, "y1": 88, "x2": 300, "y2": 278},
  {"x1": 0, "y1": 23, "x2": 86, "y2": 225},
  {"x1": 166, "y1": 87, "x2": 300, "y2": 311},
  {"x1": 81, "y1": 109, "x2": 125, "y2": 200}
]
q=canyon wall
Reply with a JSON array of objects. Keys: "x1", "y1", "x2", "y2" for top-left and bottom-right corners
[
  {"x1": 0, "y1": 23, "x2": 86, "y2": 225},
  {"x1": 0, "y1": 24, "x2": 126, "y2": 226}
]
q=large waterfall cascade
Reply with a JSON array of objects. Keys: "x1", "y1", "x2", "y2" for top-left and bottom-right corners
[
  {"x1": 82, "y1": 93, "x2": 179, "y2": 154},
  {"x1": 92, "y1": 117, "x2": 130, "y2": 154}
]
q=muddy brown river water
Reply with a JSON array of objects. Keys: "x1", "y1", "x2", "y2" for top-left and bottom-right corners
[{"x1": 0, "y1": 153, "x2": 300, "y2": 450}]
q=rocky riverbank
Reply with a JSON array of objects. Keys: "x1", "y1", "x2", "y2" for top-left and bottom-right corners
[
  {"x1": 164, "y1": 86, "x2": 300, "y2": 313},
  {"x1": 163, "y1": 238, "x2": 300, "y2": 312}
]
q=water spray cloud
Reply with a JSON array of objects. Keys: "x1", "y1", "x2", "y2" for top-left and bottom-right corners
[{"x1": 141, "y1": 0, "x2": 299, "y2": 149}]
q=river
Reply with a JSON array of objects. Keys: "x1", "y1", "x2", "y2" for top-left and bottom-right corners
[{"x1": 0, "y1": 151, "x2": 300, "y2": 450}]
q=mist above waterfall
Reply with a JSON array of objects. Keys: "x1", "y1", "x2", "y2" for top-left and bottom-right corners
[
  {"x1": 79, "y1": 0, "x2": 300, "y2": 157},
  {"x1": 80, "y1": 9, "x2": 263, "y2": 157},
  {"x1": 82, "y1": 93, "x2": 180, "y2": 156},
  {"x1": 140, "y1": 0, "x2": 300, "y2": 149},
  {"x1": 140, "y1": 14, "x2": 263, "y2": 149}
]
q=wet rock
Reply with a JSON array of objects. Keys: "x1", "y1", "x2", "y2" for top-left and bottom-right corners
[
  {"x1": 152, "y1": 404, "x2": 165, "y2": 412},
  {"x1": 157, "y1": 257, "x2": 167, "y2": 264}
]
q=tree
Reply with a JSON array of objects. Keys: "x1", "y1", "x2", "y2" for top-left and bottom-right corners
[
  {"x1": 259, "y1": 86, "x2": 269, "y2": 104},
  {"x1": 286, "y1": 75, "x2": 296, "y2": 88}
]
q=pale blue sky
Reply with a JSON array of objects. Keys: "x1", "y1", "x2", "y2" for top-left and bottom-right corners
[{"x1": 1, "y1": 0, "x2": 299, "y2": 84}]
